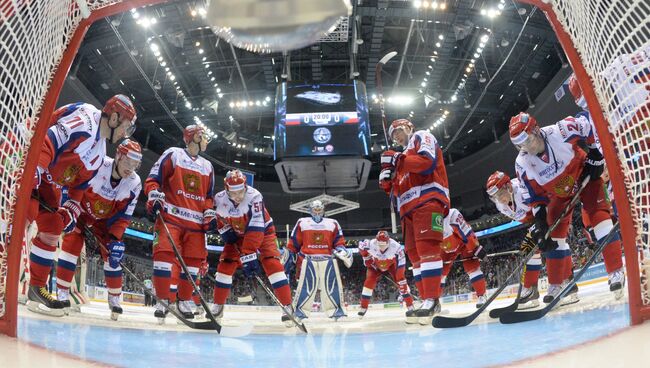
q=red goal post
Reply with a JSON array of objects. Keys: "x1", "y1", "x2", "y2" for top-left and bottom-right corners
[
  {"x1": 0, "y1": 0, "x2": 169, "y2": 338},
  {"x1": 519, "y1": 0, "x2": 650, "y2": 325}
]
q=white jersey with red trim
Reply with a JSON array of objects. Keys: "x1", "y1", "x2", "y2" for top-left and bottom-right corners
[
  {"x1": 42, "y1": 103, "x2": 106, "y2": 191},
  {"x1": 214, "y1": 186, "x2": 274, "y2": 253},
  {"x1": 601, "y1": 44, "x2": 650, "y2": 129},
  {"x1": 358, "y1": 238, "x2": 405, "y2": 271},
  {"x1": 515, "y1": 116, "x2": 595, "y2": 206},
  {"x1": 495, "y1": 178, "x2": 533, "y2": 224},
  {"x1": 80, "y1": 157, "x2": 141, "y2": 239},
  {"x1": 442, "y1": 208, "x2": 475, "y2": 253},
  {"x1": 145, "y1": 147, "x2": 214, "y2": 231},
  {"x1": 287, "y1": 217, "x2": 346, "y2": 256}
]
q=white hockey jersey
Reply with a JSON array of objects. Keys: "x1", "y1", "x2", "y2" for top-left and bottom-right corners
[
  {"x1": 494, "y1": 178, "x2": 533, "y2": 224},
  {"x1": 442, "y1": 208, "x2": 477, "y2": 253},
  {"x1": 515, "y1": 115, "x2": 595, "y2": 206},
  {"x1": 358, "y1": 238, "x2": 405, "y2": 271}
]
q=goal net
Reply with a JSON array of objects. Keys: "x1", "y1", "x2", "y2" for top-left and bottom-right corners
[
  {"x1": 0, "y1": 0, "x2": 166, "y2": 337},
  {"x1": 520, "y1": 0, "x2": 650, "y2": 324}
]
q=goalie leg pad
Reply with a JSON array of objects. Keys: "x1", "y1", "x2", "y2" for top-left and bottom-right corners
[
  {"x1": 322, "y1": 258, "x2": 346, "y2": 318},
  {"x1": 294, "y1": 257, "x2": 318, "y2": 319}
]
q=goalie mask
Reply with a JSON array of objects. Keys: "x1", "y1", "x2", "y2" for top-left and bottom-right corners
[{"x1": 309, "y1": 200, "x2": 325, "y2": 222}]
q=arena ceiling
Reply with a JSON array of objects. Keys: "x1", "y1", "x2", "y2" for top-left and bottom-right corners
[{"x1": 73, "y1": 0, "x2": 564, "y2": 180}]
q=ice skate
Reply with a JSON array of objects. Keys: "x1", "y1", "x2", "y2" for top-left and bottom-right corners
[
  {"x1": 405, "y1": 305, "x2": 418, "y2": 324},
  {"x1": 475, "y1": 294, "x2": 487, "y2": 309},
  {"x1": 154, "y1": 299, "x2": 169, "y2": 324},
  {"x1": 194, "y1": 305, "x2": 204, "y2": 316},
  {"x1": 517, "y1": 286, "x2": 540, "y2": 310},
  {"x1": 177, "y1": 300, "x2": 195, "y2": 320},
  {"x1": 57, "y1": 288, "x2": 71, "y2": 316},
  {"x1": 108, "y1": 295, "x2": 123, "y2": 321},
  {"x1": 27, "y1": 285, "x2": 65, "y2": 317},
  {"x1": 207, "y1": 304, "x2": 224, "y2": 324},
  {"x1": 608, "y1": 268, "x2": 625, "y2": 300},
  {"x1": 543, "y1": 283, "x2": 563, "y2": 304},
  {"x1": 560, "y1": 282, "x2": 580, "y2": 306},
  {"x1": 357, "y1": 308, "x2": 367, "y2": 319},
  {"x1": 415, "y1": 298, "x2": 440, "y2": 325}
]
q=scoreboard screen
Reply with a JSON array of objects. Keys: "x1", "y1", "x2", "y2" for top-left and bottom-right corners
[{"x1": 273, "y1": 81, "x2": 371, "y2": 159}]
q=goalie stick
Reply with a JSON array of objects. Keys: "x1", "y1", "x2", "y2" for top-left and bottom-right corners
[
  {"x1": 376, "y1": 51, "x2": 399, "y2": 235},
  {"x1": 254, "y1": 275, "x2": 308, "y2": 333},
  {"x1": 500, "y1": 221, "x2": 620, "y2": 324},
  {"x1": 432, "y1": 177, "x2": 590, "y2": 328}
]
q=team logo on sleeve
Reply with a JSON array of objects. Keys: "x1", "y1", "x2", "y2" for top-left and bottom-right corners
[
  {"x1": 553, "y1": 175, "x2": 576, "y2": 197},
  {"x1": 60, "y1": 165, "x2": 81, "y2": 185},
  {"x1": 182, "y1": 173, "x2": 200, "y2": 193}
]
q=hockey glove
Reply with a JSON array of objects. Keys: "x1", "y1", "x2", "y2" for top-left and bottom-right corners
[
  {"x1": 520, "y1": 230, "x2": 537, "y2": 255},
  {"x1": 58, "y1": 200, "x2": 81, "y2": 233},
  {"x1": 381, "y1": 150, "x2": 403, "y2": 168},
  {"x1": 106, "y1": 240, "x2": 126, "y2": 269},
  {"x1": 538, "y1": 238, "x2": 560, "y2": 253},
  {"x1": 217, "y1": 222, "x2": 239, "y2": 244},
  {"x1": 146, "y1": 189, "x2": 165, "y2": 217},
  {"x1": 582, "y1": 147, "x2": 604, "y2": 182},
  {"x1": 379, "y1": 168, "x2": 394, "y2": 192},
  {"x1": 280, "y1": 248, "x2": 296, "y2": 277},
  {"x1": 531, "y1": 206, "x2": 549, "y2": 245},
  {"x1": 472, "y1": 245, "x2": 487, "y2": 260},
  {"x1": 334, "y1": 246, "x2": 353, "y2": 268},
  {"x1": 240, "y1": 252, "x2": 262, "y2": 278},
  {"x1": 397, "y1": 279, "x2": 410, "y2": 296},
  {"x1": 203, "y1": 209, "x2": 218, "y2": 233}
]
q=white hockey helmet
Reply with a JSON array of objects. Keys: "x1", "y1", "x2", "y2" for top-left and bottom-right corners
[{"x1": 309, "y1": 200, "x2": 325, "y2": 222}]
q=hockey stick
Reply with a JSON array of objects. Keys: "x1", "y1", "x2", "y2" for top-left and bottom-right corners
[
  {"x1": 499, "y1": 221, "x2": 620, "y2": 324},
  {"x1": 376, "y1": 51, "x2": 399, "y2": 235},
  {"x1": 432, "y1": 177, "x2": 590, "y2": 328},
  {"x1": 157, "y1": 213, "x2": 223, "y2": 332},
  {"x1": 33, "y1": 198, "x2": 222, "y2": 331},
  {"x1": 488, "y1": 265, "x2": 527, "y2": 319},
  {"x1": 253, "y1": 275, "x2": 308, "y2": 334}
]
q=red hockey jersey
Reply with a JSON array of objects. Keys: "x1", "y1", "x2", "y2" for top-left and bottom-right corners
[
  {"x1": 287, "y1": 217, "x2": 345, "y2": 256},
  {"x1": 145, "y1": 147, "x2": 214, "y2": 231}
]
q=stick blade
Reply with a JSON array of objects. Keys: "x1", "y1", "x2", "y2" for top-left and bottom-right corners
[
  {"x1": 379, "y1": 51, "x2": 398, "y2": 65},
  {"x1": 499, "y1": 310, "x2": 545, "y2": 324},
  {"x1": 432, "y1": 314, "x2": 475, "y2": 328},
  {"x1": 489, "y1": 302, "x2": 518, "y2": 319}
]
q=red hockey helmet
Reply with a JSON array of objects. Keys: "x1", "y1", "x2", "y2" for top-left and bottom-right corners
[
  {"x1": 388, "y1": 119, "x2": 414, "y2": 139},
  {"x1": 485, "y1": 171, "x2": 510, "y2": 196},
  {"x1": 509, "y1": 112, "x2": 538, "y2": 145},
  {"x1": 376, "y1": 230, "x2": 390, "y2": 243},
  {"x1": 224, "y1": 169, "x2": 247, "y2": 191},
  {"x1": 116, "y1": 139, "x2": 143, "y2": 162},
  {"x1": 103, "y1": 94, "x2": 137, "y2": 124},
  {"x1": 183, "y1": 124, "x2": 212, "y2": 145}
]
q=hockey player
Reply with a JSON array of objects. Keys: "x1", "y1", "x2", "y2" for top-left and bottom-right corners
[
  {"x1": 357, "y1": 231, "x2": 414, "y2": 321},
  {"x1": 439, "y1": 208, "x2": 488, "y2": 309},
  {"x1": 379, "y1": 118, "x2": 450, "y2": 323},
  {"x1": 55, "y1": 139, "x2": 142, "y2": 320},
  {"x1": 283, "y1": 200, "x2": 353, "y2": 322},
  {"x1": 145, "y1": 125, "x2": 216, "y2": 322},
  {"x1": 509, "y1": 112, "x2": 625, "y2": 302},
  {"x1": 212, "y1": 170, "x2": 293, "y2": 323},
  {"x1": 28, "y1": 95, "x2": 137, "y2": 316},
  {"x1": 486, "y1": 171, "x2": 543, "y2": 309}
]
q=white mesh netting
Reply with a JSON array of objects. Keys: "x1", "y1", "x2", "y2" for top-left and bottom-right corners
[
  {"x1": 0, "y1": 0, "x2": 129, "y2": 320},
  {"x1": 544, "y1": 0, "x2": 650, "y2": 306}
]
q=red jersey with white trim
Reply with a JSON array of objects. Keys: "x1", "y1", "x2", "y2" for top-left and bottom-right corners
[
  {"x1": 358, "y1": 238, "x2": 405, "y2": 272},
  {"x1": 287, "y1": 217, "x2": 345, "y2": 256},
  {"x1": 393, "y1": 130, "x2": 449, "y2": 217},
  {"x1": 601, "y1": 44, "x2": 650, "y2": 129},
  {"x1": 214, "y1": 186, "x2": 275, "y2": 254},
  {"x1": 41, "y1": 103, "x2": 106, "y2": 201},
  {"x1": 442, "y1": 208, "x2": 478, "y2": 254},
  {"x1": 495, "y1": 178, "x2": 533, "y2": 224},
  {"x1": 145, "y1": 147, "x2": 214, "y2": 231},
  {"x1": 515, "y1": 116, "x2": 595, "y2": 207},
  {"x1": 79, "y1": 157, "x2": 141, "y2": 240}
]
